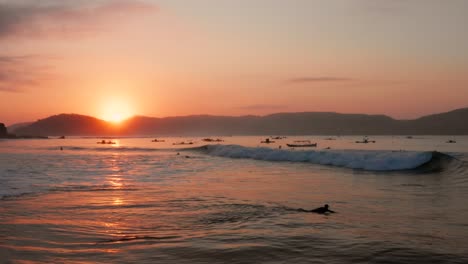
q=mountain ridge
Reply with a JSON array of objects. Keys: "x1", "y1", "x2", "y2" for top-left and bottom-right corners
[{"x1": 10, "y1": 108, "x2": 468, "y2": 136}]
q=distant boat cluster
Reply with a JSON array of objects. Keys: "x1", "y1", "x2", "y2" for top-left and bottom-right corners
[
  {"x1": 97, "y1": 140, "x2": 116, "y2": 144},
  {"x1": 202, "y1": 138, "x2": 224, "y2": 142},
  {"x1": 86, "y1": 136, "x2": 459, "y2": 149},
  {"x1": 173, "y1": 141, "x2": 194, "y2": 145}
]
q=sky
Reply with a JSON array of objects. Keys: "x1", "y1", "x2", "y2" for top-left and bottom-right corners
[{"x1": 1, "y1": 0, "x2": 467, "y2": 125}]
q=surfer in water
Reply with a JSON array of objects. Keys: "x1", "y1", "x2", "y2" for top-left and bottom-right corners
[{"x1": 298, "y1": 204, "x2": 335, "y2": 214}]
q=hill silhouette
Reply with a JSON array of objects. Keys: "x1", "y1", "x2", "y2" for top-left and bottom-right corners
[
  {"x1": 7, "y1": 122, "x2": 33, "y2": 134},
  {"x1": 14, "y1": 114, "x2": 117, "y2": 136},
  {"x1": 0, "y1": 123, "x2": 7, "y2": 138},
  {"x1": 12, "y1": 108, "x2": 468, "y2": 136}
]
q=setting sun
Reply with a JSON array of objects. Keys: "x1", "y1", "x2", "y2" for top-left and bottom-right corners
[
  {"x1": 105, "y1": 112, "x2": 129, "y2": 123},
  {"x1": 100, "y1": 99, "x2": 134, "y2": 123}
]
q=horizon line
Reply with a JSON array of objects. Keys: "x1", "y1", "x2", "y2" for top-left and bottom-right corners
[{"x1": 5, "y1": 106, "x2": 467, "y2": 126}]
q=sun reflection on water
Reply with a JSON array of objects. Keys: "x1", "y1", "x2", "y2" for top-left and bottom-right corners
[
  {"x1": 109, "y1": 176, "x2": 123, "y2": 188},
  {"x1": 104, "y1": 155, "x2": 126, "y2": 207},
  {"x1": 111, "y1": 140, "x2": 120, "y2": 147},
  {"x1": 113, "y1": 197, "x2": 124, "y2": 206}
]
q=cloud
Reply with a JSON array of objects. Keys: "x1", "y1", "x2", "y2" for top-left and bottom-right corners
[
  {"x1": 0, "y1": 1, "x2": 156, "y2": 91},
  {"x1": 285, "y1": 77, "x2": 354, "y2": 84},
  {"x1": 0, "y1": 0, "x2": 157, "y2": 39},
  {"x1": 238, "y1": 104, "x2": 288, "y2": 111},
  {"x1": 0, "y1": 55, "x2": 51, "y2": 92}
]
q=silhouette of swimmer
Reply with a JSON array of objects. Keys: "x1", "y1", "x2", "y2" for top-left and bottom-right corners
[{"x1": 298, "y1": 204, "x2": 335, "y2": 214}]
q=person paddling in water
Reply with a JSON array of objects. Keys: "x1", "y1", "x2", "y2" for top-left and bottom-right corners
[{"x1": 298, "y1": 204, "x2": 335, "y2": 214}]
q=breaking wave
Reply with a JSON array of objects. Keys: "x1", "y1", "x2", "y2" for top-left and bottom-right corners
[
  {"x1": 41, "y1": 144, "x2": 458, "y2": 172},
  {"x1": 192, "y1": 144, "x2": 455, "y2": 172}
]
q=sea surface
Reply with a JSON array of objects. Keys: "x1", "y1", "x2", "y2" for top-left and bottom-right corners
[{"x1": 1, "y1": 136, "x2": 468, "y2": 263}]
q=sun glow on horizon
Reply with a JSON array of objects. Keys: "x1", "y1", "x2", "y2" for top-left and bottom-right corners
[
  {"x1": 105, "y1": 112, "x2": 131, "y2": 123},
  {"x1": 100, "y1": 98, "x2": 134, "y2": 123}
]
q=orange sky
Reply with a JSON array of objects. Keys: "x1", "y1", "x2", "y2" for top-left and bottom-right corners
[{"x1": 1, "y1": 0, "x2": 467, "y2": 125}]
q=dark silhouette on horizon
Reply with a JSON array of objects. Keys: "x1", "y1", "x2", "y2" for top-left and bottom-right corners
[
  {"x1": 7, "y1": 107, "x2": 468, "y2": 136},
  {"x1": 0, "y1": 123, "x2": 7, "y2": 138},
  {"x1": 0, "y1": 122, "x2": 47, "y2": 139},
  {"x1": 261, "y1": 138, "x2": 275, "y2": 144}
]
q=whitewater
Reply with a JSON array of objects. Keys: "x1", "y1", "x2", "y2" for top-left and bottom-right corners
[
  {"x1": 198, "y1": 144, "x2": 441, "y2": 171},
  {"x1": 1, "y1": 135, "x2": 468, "y2": 263}
]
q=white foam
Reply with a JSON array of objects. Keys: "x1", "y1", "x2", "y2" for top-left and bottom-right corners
[{"x1": 204, "y1": 145, "x2": 434, "y2": 171}]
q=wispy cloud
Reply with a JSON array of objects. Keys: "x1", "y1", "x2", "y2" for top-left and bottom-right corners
[
  {"x1": 285, "y1": 77, "x2": 354, "y2": 84},
  {"x1": 238, "y1": 104, "x2": 288, "y2": 111},
  {"x1": 0, "y1": 55, "x2": 52, "y2": 92},
  {"x1": 0, "y1": 0, "x2": 157, "y2": 39}
]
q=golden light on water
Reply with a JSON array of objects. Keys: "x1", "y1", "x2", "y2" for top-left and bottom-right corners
[
  {"x1": 111, "y1": 140, "x2": 120, "y2": 147},
  {"x1": 109, "y1": 176, "x2": 123, "y2": 188},
  {"x1": 113, "y1": 198, "x2": 124, "y2": 206}
]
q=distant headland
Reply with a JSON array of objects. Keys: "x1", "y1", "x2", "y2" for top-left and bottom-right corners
[
  {"x1": 5, "y1": 107, "x2": 468, "y2": 137},
  {"x1": 0, "y1": 123, "x2": 47, "y2": 139}
]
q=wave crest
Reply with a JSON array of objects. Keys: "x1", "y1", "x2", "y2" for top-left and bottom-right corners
[{"x1": 196, "y1": 144, "x2": 450, "y2": 171}]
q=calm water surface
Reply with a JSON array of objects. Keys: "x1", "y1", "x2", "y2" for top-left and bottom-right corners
[{"x1": 1, "y1": 136, "x2": 467, "y2": 263}]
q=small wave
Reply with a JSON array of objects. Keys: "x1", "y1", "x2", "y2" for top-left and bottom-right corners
[
  {"x1": 45, "y1": 146, "x2": 171, "y2": 152},
  {"x1": 198, "y1": 203, "x2": 283, "y2": 227},
  {"x1": 97, "y1": 235, "x2": 180, "y2": 244},
  {"x1": 1, "y1": 184, "x2": 139, "y2": 200},
  {"x1": 191, "y1": 144, "x2": 455, "y2": 171},
  {"x1": 1, "y1": 191, "x2": 36, "y2": 200},
  {"x1": 49, "y1": 184, "x2": 139, "y2": 193}
]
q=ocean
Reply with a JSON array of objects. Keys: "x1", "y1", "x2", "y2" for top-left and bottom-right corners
[{"x1": 1, "y1": 136, "x2": 467, "y2": 263}]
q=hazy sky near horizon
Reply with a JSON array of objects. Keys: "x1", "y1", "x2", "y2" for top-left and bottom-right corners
[{"x1": 1, "y1": 0, "x2": 467, "y2": 125}]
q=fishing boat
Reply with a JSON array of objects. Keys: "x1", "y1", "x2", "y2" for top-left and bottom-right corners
[
  {"x1": 355, "y1": 138, "x2": 376, "y2": 144},
  {"x1": 202, "y1": 138, "x2": 224, "y2": 142},
  {"x1": 286, "y1": 143, "x2": 317, "y2": 147},
  {"x1": 97, "y1": 140, "x2": 116, "y2": 144},
  {"x1": 271, "y1": 136, "x2": 286, "y2": 140},
  {"x1": 173, "y1": 142, "x2": 194, "y2": 145}
]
